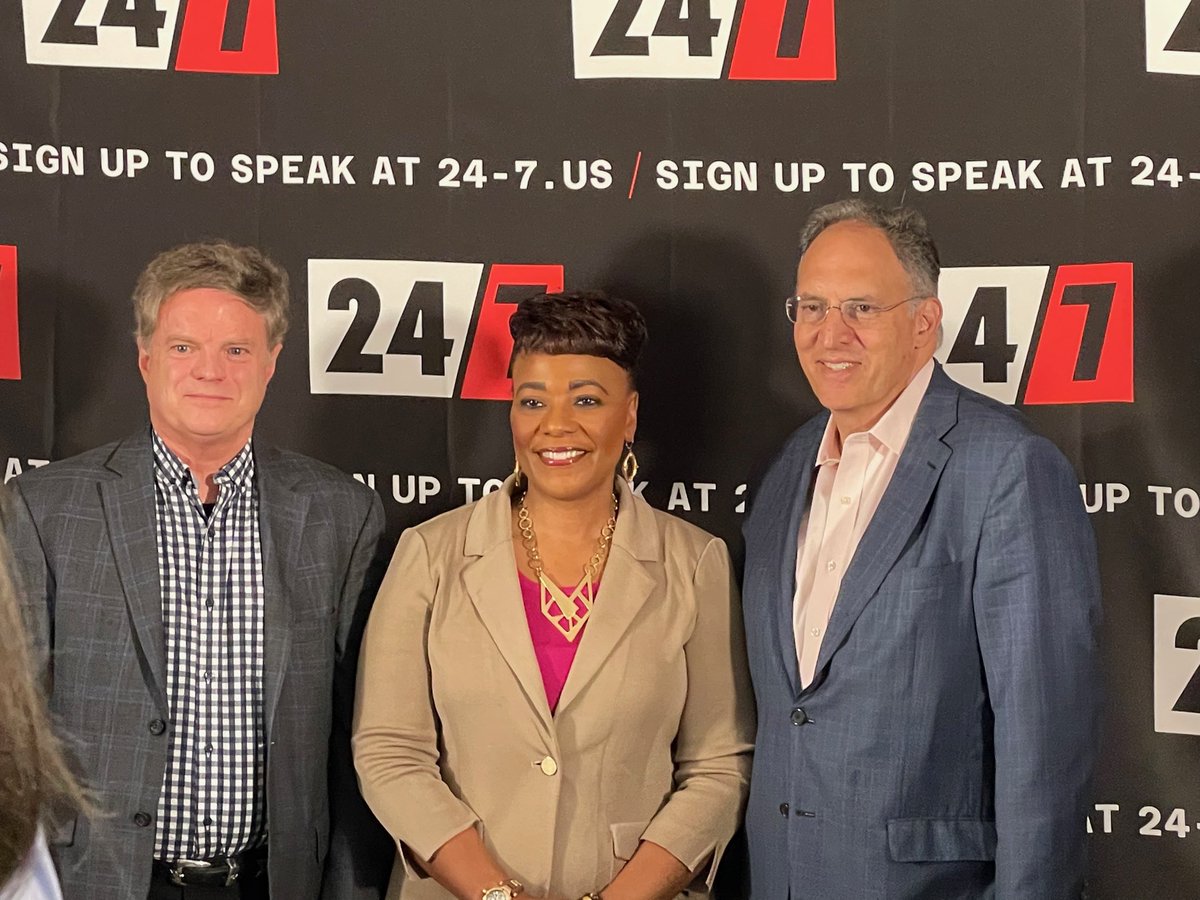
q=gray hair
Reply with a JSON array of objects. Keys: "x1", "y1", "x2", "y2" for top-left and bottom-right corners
[
  {"x1": 797, "y1": 199, "x2": 940, "y2": 298},
  {"x1": 133, "y1": 240, "x2": 290, "y2": 347}
]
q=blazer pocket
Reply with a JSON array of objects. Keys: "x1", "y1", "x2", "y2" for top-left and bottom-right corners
[
  {"x1": 886, "y1": 817, "x2": 996, "y2": 862},
  {"x1": 47, "y1": 814, "x2": 78, "y2": 847},
  {"x1": 898, "y1": 561, "x2": 963, "y2": 594},
  {"x1": 314, "y1": 821, "x2": 328, "y2": 863},
  {"x1": 611, "y1": 820, "x2": 650, "y2": 862}
]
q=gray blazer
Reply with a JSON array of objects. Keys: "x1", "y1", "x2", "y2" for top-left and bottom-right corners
[
  {"x1": 2, "y1": 429, "x2": 391, "y2": 900},
  {"x1": 741, "y1": 365, "x2": 1102, "y2": 899}
]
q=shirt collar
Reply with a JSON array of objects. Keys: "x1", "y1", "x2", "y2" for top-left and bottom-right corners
[
  {"x1": 815, "y1": 358, "x2": 935, "y2": 465},
  {"x1": 151, "y1": 430, "x2": 256, "y2": 492}
]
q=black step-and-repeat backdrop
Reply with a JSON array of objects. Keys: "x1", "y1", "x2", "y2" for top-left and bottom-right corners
[{"x1": 3, "y1": 1, "x2": 1200, "y2": 894}]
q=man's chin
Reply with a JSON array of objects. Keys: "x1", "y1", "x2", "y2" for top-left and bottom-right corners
[
  {"x1": 174, "y1": 419, "x2": 250, "y2": 445},
  {"x1": 810, "y1": 387, "x2": 860, "y2": 413}
]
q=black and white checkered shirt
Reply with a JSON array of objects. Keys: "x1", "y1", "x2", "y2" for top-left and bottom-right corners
[{"x1": 151, "y1": 432, "x2": 267, "y2": 861}]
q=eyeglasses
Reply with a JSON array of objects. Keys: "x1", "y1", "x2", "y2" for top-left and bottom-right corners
[{"x1": 785, "y1": 295, "x2": 926, "y2": 326}]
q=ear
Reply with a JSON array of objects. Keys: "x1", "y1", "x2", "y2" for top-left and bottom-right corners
[
  {"x1": 137, "y1": 338, "x2": 151, "y2": 384},
  {"x1": 914, "y1": 297, "x2": 943, "y2": 347},
  {"x1": 265, "y1": 342, "x2": 283, "y2": 382},
  {"x1": 625, "y1": 390, "x2": 639, "y2": 443}
]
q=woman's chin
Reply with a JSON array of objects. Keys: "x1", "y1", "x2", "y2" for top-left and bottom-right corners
[{"x1": 524, "y1": 467, "x2": 615, "y2": 503}]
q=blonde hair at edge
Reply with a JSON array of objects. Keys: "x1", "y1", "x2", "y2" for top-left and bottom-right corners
[{"x1": 0, "y1": 506, "x2": 90, "y2": 882}]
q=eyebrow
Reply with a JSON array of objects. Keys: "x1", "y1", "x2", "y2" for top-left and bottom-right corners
[
  {"x1": 162, "y1": 335, "x2": 253, "y2": 345},
  {"x1": 513, "y1": 379, "x2": 611, "y2": 395},
  {"x1": 796, "y1": 292, "x2": 882, "y2": 304}
]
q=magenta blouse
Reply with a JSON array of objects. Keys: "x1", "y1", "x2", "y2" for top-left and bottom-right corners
[{"x1": 518, "y1": 571, "x2": 599, "y2": 713}]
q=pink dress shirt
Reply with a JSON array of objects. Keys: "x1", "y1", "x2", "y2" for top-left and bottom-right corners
[
  {"x1": 519, "y1": 572, "x2": 599, "y2": 713},
  {"x1": 793, "y1": 359, "x2": 935, "y2": 686}
]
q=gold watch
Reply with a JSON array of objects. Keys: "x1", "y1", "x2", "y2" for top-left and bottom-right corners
[{"x1": 481, "y1": 880, "x2": 523, "y2": 900}]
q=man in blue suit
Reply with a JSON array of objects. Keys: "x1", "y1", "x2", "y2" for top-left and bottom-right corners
[{"x1": 742, "y1": 199, "x2": 1101, "y2": 898}]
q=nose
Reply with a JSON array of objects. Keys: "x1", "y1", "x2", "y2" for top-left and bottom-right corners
[
  {"x1": 540, "y1": 399, "x2": 578, "y2": 435},
  {"x1": 190, "y1": 348, "x2": 226, "y2": 380},
  {"x1": 818, "y1": 306, "x2": 856, "y2": 347}
]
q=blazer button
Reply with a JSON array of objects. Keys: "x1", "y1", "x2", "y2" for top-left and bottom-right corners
[
  {"x1": 790, "y1": 707, "x2": 809, "y2": 726},
  {"x1": 148, "y1": 718, "x2": 166, "y2": 735},
  {"x1": 538, "y1": 756, "x2": 558, "y2": 776},
  {"x1": 779, "y1": 803, "x2": 790, "y2": 817},
  {"x1": 133, "y1": 812, "x2": 152, "y2": 828}
]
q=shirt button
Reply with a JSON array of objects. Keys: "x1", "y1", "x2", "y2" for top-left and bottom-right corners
[
  {"x1": 203, "y1": 816, "x2": 213, "y2": 827},
  {"x1": 779, "y1": 803, "x2": 790, "y2": 817},
  {"x1": 133, "y1": 811, "x2": 152, "y2": 828},
  {"x1": 148, "y1": 718, "x2": 166, "y2": 736},
  {"x1": 840, "y1": 495, "x2": 852, "y2": 505},
  {"x1": 203, "y1": 670, "x2": 212, "y2": 683},
  {"x1": 826, "y1": 560, "x2": 837, "y2": 572},
  {"x1": 791, "y1": 707, "x2": 809, "y2": 726},
  {"x1": 205, "y1": 599, "x2": 215, "y2": 609},
  {"x1": 811, "y1": 626, "x2": 821, "y2": 638},
  {"x1": 204, "y1": 743, "x2": 214, "y2": 755},
  {"x1": 538, "y1": 756, "x2": 558, "y2": 776}
]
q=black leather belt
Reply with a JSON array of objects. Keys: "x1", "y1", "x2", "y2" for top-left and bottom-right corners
[{"x1": 152, "y1": 847, "x2": 268, "y2": 887}]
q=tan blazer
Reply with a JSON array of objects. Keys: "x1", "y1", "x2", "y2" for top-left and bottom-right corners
[{"x1": 353, "y1": 477, "x2": 754, "y2": 900}]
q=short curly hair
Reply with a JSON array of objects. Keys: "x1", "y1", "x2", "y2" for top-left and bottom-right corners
[{"x1": 509, "y1": 291, "x2": 647, "y2": 386}]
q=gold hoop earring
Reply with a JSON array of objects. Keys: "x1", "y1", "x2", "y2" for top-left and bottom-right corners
[{"x1": 620, "y1": 443, "x2": 639, "y2": 485}]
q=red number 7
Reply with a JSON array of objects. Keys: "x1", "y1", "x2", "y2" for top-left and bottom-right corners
[
  {"x1": 175, "y1": 0, "x2": 278, "y2": 75},
  {"x1": 459, "y1": 265, "x2": 565, "y2": 401},
  {"x1": 0, "y1": 246, "x2": 20, "y2": 381},
  {"x1": 728, "y1": 0, "x2": 836, "y2": 81}
]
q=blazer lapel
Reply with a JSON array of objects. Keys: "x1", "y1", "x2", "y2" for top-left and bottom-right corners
[
  {"x1": 556, "y1": 479, "x2": 657, "y2": 715},
  {"x1": 811, "y1": 367, "x2": 959, "y2": 681},
  {"x1": 463, "y1": 481, "x2": 555, "y2": 734},
  {"x1": 100, "y1": 431, "x2": 169, "y2": 715},
  {"x1": 773, "y1": 428, "x2": 822, "y2": 696},
  {"x1": 256, "y1": 446, "x2": 312, "y2": 737}
]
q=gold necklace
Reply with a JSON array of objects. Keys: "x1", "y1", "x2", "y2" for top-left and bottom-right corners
[{"x1": 517, "y1": 493, "x2": 617, "y2": 643}]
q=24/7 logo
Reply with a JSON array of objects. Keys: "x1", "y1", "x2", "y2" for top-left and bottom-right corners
[
  {"x1": 935, "y1": 262, "x2": 1134, "y2": 405},
  {"x1": 1147, "y1": 0, "x2": 1200, "y2": 75},
  {"x1": 308, "y1": 260, "x2": 564, "y2": 399},
  {"x1": 572, "y1": 0, "x2": 835, "y2": 80},
  {"x1": 0, "y1": 246, "x2": 18, "y2": 381},
  {"x1": 22, "y1": 0, "x2": 278, "y2": 73},
  {"x1": 1155, "y1": 594, "x2": 1200, "y2": 734}
]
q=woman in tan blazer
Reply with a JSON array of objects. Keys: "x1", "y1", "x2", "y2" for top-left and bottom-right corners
[{"x1": 353, "y1": 292, "x2": 754, "y2": 900}]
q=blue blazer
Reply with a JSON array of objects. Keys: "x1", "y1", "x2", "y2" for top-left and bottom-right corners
[{"x1": 741, "y1": 364, "x2": 1101, "y2": 899}]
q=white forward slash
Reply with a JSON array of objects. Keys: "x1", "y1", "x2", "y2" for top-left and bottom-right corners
[
  {"x1": 1189, "y1": 173, "x2": 1200, "y2": 181},
  {"x1": 493, "y1": 172, "x2": 508, "y2": 180}
]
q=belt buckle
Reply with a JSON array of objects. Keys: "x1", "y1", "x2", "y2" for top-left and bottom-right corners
[
  {"x1": 167, "y1": 859, "x2": 213, "y2": 887},
  {"x1": 168, "y1": 857, "x2": 240, "y2": 887}
]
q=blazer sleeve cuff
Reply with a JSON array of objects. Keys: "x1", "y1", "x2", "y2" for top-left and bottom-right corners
[
  {"x1": 399, "y1": 808, "x2": 481, "y2": 875},
  {"x1": 638, "y1": 821, "x2": 726, "y2": 891}
]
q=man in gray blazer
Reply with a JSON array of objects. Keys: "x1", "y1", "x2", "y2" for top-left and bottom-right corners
[
  {"x1": 742, "y1": 200, "x2": 1101, "y2": 898},
  {"x1": 2, "y1": 242, "x2": 391, "y2": 900}
]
